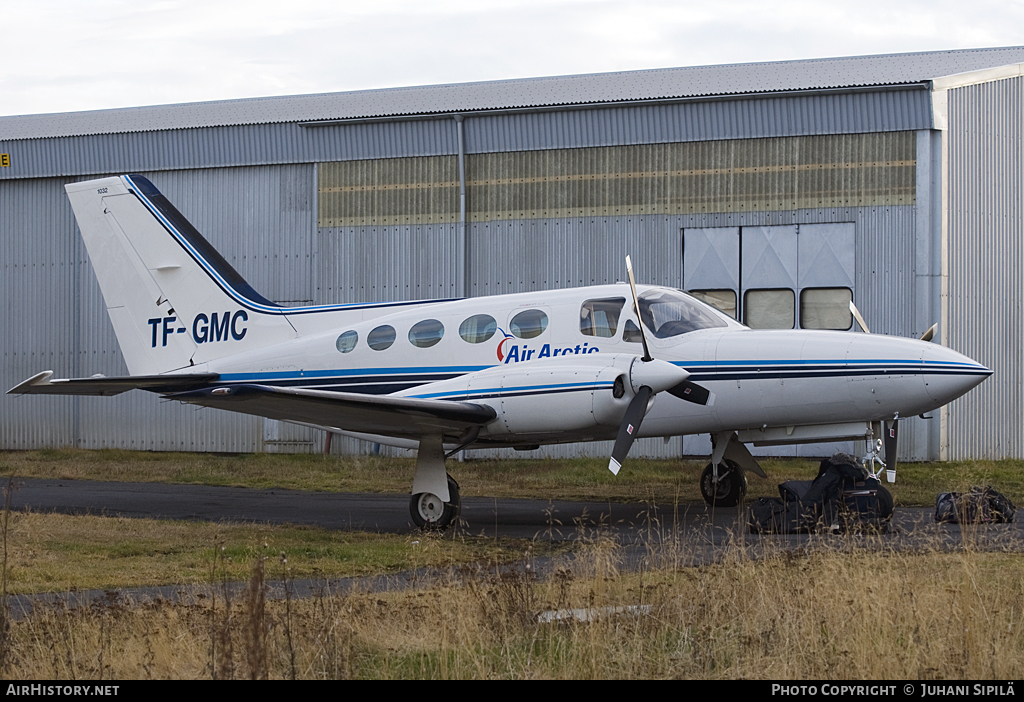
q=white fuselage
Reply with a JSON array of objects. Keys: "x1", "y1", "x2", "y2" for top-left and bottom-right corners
[{"x1": 191, "y1": 284, "x2": 989, "y2": 448}]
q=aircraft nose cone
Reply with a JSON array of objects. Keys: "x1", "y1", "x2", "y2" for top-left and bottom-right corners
[{"x1": 922, "y1": 343, "x2": 991, "y2": 405}]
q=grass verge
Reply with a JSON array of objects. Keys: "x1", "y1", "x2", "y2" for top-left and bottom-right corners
[
  {"x1": 1, "y1": 512, "x2": 555, "y2": 594},
  {"x1": 3, "y1": 449, "x2": 1022, "y2": 507}
]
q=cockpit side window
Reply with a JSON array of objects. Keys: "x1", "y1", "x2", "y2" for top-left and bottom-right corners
[
  {"x1": 638, "y1": 289, "x2": 728, "y2": 338},
  {"x1": 580, "y1": 297, "x2": 626, "y2": 338},
  {"x1": 622, "y1": 319, "x2": 643, "y2": 343}
]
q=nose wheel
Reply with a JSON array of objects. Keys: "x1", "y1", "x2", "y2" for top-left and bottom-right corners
[
  {"x1": 410, "y1": 474, "x2": 461, "y2": 529},
  {"x1": 700, "y1": 460, "x2": 747, "y2": 507}
]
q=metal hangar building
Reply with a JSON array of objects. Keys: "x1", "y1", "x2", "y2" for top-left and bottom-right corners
[{"x1": 2, "y1": 47, "x2": 1023, "y2": 461}]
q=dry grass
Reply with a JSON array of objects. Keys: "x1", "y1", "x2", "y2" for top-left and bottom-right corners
[{"x1": 2, "y1": 531, "x2": 1023, "y2": 679}]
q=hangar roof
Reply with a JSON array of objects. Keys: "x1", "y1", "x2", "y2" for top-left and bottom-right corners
[{"x1": 4, "y1": 46, "x2": 1024, "y2": 141}]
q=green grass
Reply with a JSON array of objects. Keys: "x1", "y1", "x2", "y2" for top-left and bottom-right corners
[
  {"x1": 3, "y1": 511, "x2": 559, "y2": 594},
  {"x1": 3, "y1": 448, "x2": 1022, "y2": 507}
]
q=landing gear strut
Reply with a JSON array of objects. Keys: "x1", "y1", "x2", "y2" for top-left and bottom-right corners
[
  {"x1": 700, "y1": 459, "x2": 747, "y2": 507},
  {"x1": 410, "y1": 474, "x2": 461, "y2": 529}
]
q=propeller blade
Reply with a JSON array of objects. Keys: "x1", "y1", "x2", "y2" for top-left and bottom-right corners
[
  {"x1": 668, "y1": 379, "x2": 714, "y2": 406},
  {"x1": 883, "y1": 417, "x2": 899, "y2": 475},
  {"x1": 849, "y1": 300, "x2": 871, "y2": 334},
  {"x1": 920, "y1": 323, "x2": 937, "y2": 342},
  {"x1": 608, "y1": 385, "x2": 652, "y2": 475},
  {"x1": 625, "y1": 256, "x2": 652, "y2": 362}
]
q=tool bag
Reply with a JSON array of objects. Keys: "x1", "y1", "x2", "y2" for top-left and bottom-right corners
[
  {"x1": 749, "y1": 453, "x2": 893, "y2": 533},
  {"x1": 935, "y1": 486, "x2": 1016, "y2": 524}
]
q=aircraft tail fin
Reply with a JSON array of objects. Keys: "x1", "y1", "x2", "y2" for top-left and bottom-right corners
[{"x1": 65, "y1": 175, "x2": 296, "y2": 375}]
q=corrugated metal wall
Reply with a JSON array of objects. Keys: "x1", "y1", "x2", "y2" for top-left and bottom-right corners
[
  {"x1": 4, "y1": 129, "x2": 933, "y2": 458},
  {"x1": 1, "y1": 89, "x2": 930, "y2": 181},
  {"x1": 946, "y1": 76, "x2": 1024, "y2": 459},
  {"x1": 308, "y1": 132, "x2": 927, "y2": 460}
]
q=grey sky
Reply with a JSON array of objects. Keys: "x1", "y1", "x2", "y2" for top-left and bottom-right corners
[{"x1": 3, "y1": 0, "x2": 1023, "y2": 117}]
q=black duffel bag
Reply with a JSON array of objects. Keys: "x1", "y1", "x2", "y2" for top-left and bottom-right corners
[
  {"x1": 935, "y1": 486, "x2": 1016, "y2": 524},
  {"x1": 749, "y1": 453, "x2": 893, "y2": 533}
]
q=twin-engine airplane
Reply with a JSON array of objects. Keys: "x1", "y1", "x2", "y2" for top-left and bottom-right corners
[{"x1": 9, "y1": 175, "x2": 991, "y2": 528}]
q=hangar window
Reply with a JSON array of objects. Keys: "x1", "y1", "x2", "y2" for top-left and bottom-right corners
[
  {"x1": 801, "y1": 288, "x2": 853, "y2": 330},
  {"x1": 367, "y1": 325, "x2": 396, "y2": 351},
  {"x1": 459, "y1": 314, "x2": 497, "y2": 344},
  {"x1": 744, "y1": 289, "x2": 795, "y2": 329},
  {"x1": 510, "y1": 309, "x2": 548, "y2": 339},
  {"x1": 580, "y1": 298, "x2": 625, "y2": 337},
  {"x1": 408, "y1": 319, "x2": 445, "y2": 348},
  {"x1": 335, "y1": 330, "x2": 358, "y2": 353},
  {"x1": 638, "y1": 289, "x2": 728, "y2": 338},
  {"x1": 688, "y1": 290, "x2": 737, "y2": 319}
]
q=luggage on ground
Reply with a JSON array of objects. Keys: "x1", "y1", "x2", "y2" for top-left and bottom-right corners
[
  {"x1": 935, "y1": 486, "x2": 1015, "y2": 524},
  {"x1": 748, "y1": 452, "x2": 893, "y2": 534}
]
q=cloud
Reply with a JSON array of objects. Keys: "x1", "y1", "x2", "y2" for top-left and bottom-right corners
[{"x1": 1, "y1": 0, "x2": 1022, "y2": 116}]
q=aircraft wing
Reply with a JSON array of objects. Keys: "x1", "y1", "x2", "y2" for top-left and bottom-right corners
[
  {"x1": 167, "y1": 384, "x2": 498, "y2": 439},
  {"x1": 8, "y1": 371, "x2": 220, "y2": 396}
]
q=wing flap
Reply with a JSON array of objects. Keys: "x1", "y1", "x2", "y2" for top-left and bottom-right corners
[
  {"x1": 169, "y1": 384, "x2": 497, "y2": 438},
  {"x1": 8, "y1": 371, "x2": 219, "y2": 396}
]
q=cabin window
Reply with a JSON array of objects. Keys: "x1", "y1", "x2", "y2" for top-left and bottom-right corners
[
  {"x1": 459, "y1": 314, "x2": 497, "y2": 343},
  {"x1": 335, "y1": 330, "x2": 358, "y2": 353},
  {"x1": 801, "y1": 287, "x2": 853, "y2": 330},
  {"x1": 688, "y1": 290, "x2": 737, "y2": 319},
  {"x1": 408, "y1": 319, "x2": 445, "y2": 348},
  {"x1": 367, "y1": 325, "x2": 396, "y2": 351},
  {"x1": 580, "y1": 297, "x2": 625, "y2": 337},
  {"x1": 638, "y1": 289, "x2": 728, "y2": 338},
  {"x1": 510, "y1": 309, "x2": 548, "y2": 339},
  {"x1": 744, "y1": 289, "x2": 795, "y2": 329}
]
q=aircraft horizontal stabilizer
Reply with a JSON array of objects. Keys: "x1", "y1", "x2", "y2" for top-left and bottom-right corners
[
  {"x1": 7, "y1": 371, "x2": 219, "y2": 396},
  {"x1": 168, "y1": 384, "x2": 497, "y2": 438}
]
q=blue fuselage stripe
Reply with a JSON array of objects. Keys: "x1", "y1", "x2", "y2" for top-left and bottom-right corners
[{"x1": 200, "y1": 360, "x2": 990, "y2": 399}]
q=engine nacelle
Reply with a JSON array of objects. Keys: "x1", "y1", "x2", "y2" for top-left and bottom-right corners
[{"x1": 397, "y1": 354, "x2": 687, "y2": 439}]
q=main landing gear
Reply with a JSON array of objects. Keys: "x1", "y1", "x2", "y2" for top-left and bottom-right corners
[
  {"x1": 410, "y1": 474, "x2": 461, "y2": 529},
  {"x1": 410, "y1": 434, "x2": 463, "y2": 530},
  {"x1": 700, "y1": 459, "x2": 748, "y2": 507}
]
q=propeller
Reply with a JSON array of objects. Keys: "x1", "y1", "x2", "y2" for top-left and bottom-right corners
[
  {"x1": 853, "y1": 299, "x2": 937, "y2": 343},
  {"x1": 883, "y1": 415, "x2": 899, "y2": 477},
  {"x1": 608, "y1": 257, "x2": 713, "y2": 474},
  {"x1": 849, "y1": 300, "x2": 871, "y2": 334}
]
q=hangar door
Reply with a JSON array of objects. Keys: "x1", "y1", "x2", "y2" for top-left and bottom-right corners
[{"x1": 681, "y1": 223, "x2": 857, "y2": 457}]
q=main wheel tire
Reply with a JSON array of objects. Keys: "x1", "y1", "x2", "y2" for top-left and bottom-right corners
[
  {"x1": 410, "y1": 475, "x2": 461, "y2": 529},
  {"x1": 700, "y1": 460, "x2": 747, "y2": 507}
]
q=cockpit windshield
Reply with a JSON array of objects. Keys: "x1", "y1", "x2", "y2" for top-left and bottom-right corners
[{"x1": 638, "y1": 288, "x2": 729, "y2": 338}]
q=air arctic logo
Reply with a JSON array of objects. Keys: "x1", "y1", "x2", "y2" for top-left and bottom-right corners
[
  {"x1": 496, "y1": 329, "x2": 516, "y2": 362},
  {"x1": 496, "y1": 327, "x2": 600, "y2": 364}
]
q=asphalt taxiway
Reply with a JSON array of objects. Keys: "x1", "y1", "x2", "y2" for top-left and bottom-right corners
[{"x1": 8, "y1": 477, "x2": 1024, "y2": 548}]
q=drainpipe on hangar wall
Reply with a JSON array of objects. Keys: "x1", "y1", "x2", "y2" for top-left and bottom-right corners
[{"x1": 454, "y1": 114, "x2": 468, "y2": 299}]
